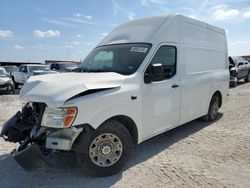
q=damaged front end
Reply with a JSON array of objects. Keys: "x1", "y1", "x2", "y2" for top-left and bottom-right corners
[{"x1": 0, "y1": 102, "x2": 49, "y2": 170}]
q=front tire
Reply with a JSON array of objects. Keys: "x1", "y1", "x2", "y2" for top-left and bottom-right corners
[
  {"x1": 6, "y1": 83, "x2": 15, "y2": 94},
  {"x1": 76, "y1": 120, "x2": 133, "y2": 177},
  {"x1": 12, "y1": 77, "x2": 19, "y2": 89},
  {"x1": 244, "y1": 72, "x2": 250, "y2": 83}
]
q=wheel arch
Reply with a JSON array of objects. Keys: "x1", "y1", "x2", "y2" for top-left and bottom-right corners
[
  {"x1": 104, "y1": 115, "x2": 138, "y2": 145},
  {"x1": 211, "y1": 90, "x2": 222, "y2": 108}
]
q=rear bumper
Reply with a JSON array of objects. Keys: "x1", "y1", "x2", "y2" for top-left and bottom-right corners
[{"x1": 12, "y1": 144, "x2": 49, "y2": 171}]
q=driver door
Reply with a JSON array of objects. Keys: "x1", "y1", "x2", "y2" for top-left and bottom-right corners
[{"x1": 141, "y1": 45, "x2": 181, "y2": 139}]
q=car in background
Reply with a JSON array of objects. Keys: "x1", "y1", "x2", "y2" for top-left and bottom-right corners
[
  {"x1": 12, "y1": 64, "x2": 57, "y2": 88},
  {"x1": 0, "y1": 67, "x2": 15, "y2": 94},
  {"x1": 236, "y1": 61, "x2": 250, "y2": 82},
  {"x1": 3, "y1": 65, "x2": 18, "y2": 77},
  {"x1": 229, "y1": 57, "x2": 250, "y2": 87},
  {"x1": 50, "y1": 62, "x2": 78, "y2": 72}
]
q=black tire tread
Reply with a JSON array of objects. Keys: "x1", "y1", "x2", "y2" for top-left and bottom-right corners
[
  {"x1": 202, "y1": 95, "x2": 219, "y2": 122},
  {"x1": 75, "y1": 120, "x2": 133, "y2": 177}
]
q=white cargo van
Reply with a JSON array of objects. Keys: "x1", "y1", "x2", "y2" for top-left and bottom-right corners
[{"x1": 1, "y1": 14, "x2": 229, "y2": 176}]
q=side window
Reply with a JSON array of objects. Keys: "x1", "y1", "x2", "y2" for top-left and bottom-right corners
[
  {"x1": 51, "y1": 64, "x2": 59, "y2": 70},
  {"x1": 149, "y1": 46, "x2": 176, "y2": 79},
  {"x1": 50, "y1": 64, "x2": 55, "y2": 70},
  {"x1": 19, "y1": 66, "x2": 23, "y2": 72},
  {"x1": 23, "y1": 66, "x2": 28, "y2": 73},
  {"x1": 55, "y1": 64, "x2": 60, "y2": 70}
]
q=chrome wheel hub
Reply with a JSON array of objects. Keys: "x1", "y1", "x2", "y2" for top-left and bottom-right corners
[
  {"x1": 99, "y1": 141, "x2": 112, "y2": 156},
  {"x1": 89, "y1": 133, "x2": 123, "y2": 167}
]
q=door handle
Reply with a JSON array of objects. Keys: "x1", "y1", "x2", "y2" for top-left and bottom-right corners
[{"x1": 172, "y1": 84, "x2": 179, "y2": 88}]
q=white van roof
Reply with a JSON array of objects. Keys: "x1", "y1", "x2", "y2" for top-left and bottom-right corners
[{"x1": 98, "y1": 14, "x2": 226, "y2": 51}]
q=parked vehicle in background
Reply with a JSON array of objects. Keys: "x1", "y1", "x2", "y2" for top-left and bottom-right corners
[
  {"x1": 0, "y1": 67, "x2": 15, "y2": 94},
  {"x1": 12, "y1": 64, "x2": 57, "y2": 88},
  {"x1": 50, "y1": 62, "x2": 78, "y2": 72},
  {"x1": 229, "y1": 57, "x2": 250, "y2": 85},
  {"x1": 3, "y1": 65, "x2": 18, "y2": 77},
  {"x1": 1, "y1": 14, "x2": 229, "y2": 176}
]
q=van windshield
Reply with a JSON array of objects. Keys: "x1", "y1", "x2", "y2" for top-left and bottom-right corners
[{"x1": 80, "y1": 43, "x2": 151, "y2": 75}]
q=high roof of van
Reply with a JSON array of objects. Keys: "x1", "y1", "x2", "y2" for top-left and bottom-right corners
[{"x1": 98, "y1": 14, "x2": 227, "y2": 51}]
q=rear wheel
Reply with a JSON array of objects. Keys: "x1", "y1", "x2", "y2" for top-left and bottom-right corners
[
  {"x1": 75, "y1": 120, "x2": 133, "y2": 177},
  {"x1": 202, "y1": 95, "x2": 220, "y2": 122}
]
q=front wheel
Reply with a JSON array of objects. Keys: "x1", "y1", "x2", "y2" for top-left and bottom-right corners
[
  {"x1": 6, "y1": 83, "x2": 15, "y2": 94},
  {"x1": 244, "y1": 72, "x2": 250, "y2": 83},
  {"x1": 75, "y1": 120, "x2": 133, "y2": 177},
  {"x1": 202, "y1": 95, "x2": 220, "y2": 122},
  {"x1": 12, "y1": 77, "x2": 19, "y2": 89}
]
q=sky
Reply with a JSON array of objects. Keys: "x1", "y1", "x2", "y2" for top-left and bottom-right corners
[{"x1": 0, "y1": 0, "x2": 250, "y2": 63}]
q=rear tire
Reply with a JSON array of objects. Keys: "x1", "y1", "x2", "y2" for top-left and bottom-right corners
[
  {"x1": 202, "y1": 95, "x2": 220, "y2": 122},
  {"x1": 75, "y1": 120, "x2": 133, "y2": 177}
]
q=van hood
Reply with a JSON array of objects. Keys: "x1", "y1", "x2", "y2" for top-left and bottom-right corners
[{"x1": 20, "y1": 72, "x2": 125, "y2": 107}]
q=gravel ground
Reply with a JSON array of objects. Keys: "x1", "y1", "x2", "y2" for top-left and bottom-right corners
[{"x1": 0, "y1": 83, "x2": 250, "y2": 188}]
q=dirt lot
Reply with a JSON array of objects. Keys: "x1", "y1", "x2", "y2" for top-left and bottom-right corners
[{"x1": 0, "y1": 83, "x2": 250, "y2": 188}]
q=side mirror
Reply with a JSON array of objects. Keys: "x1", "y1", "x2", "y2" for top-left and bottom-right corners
[{"x1": 144, "y1": 63, "x2": 164, "y2": 84}]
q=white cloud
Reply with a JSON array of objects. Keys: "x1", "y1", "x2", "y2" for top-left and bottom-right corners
[
  {"x1": 243, "y1": 11, "x2": 250, "y2": 18},
  {"x1": 112, "y1": 0, "x2": 136, "y2": 20},
  {"x1": 62, "y1": 18, "x2": 99, "y2": 25},
  {"x1": 0, "y1": 30, "x2": 13, "y2": 37},
  {"x1": 85, "y1": 15, "x2": 92, "y2": 20},
  {"x1": 139, "y1": 0, "x2": 167, "y2": 6},
  {"x1": 76, "y1": 34, "x2": 84, "y2": 38},
  {"x1": 102, "y1": 33, "x2": 108, "y2": 37},
  {"x1": 126, "y1": 11, "x2": 136, "y2": 20},
  {"x1": 33, "y1": 30, "x2": 60, "y2": 38},
  {"x1": 211, "y1": 4, "x2": 239, "y2": 20},
  {"x1": 14, "y1": 45, "x2": 24, "y2": 50},
  {"x1": 74, "y1": 13, "x2": 82, "y2": 17},
  {"x1": 41, "y1": 17, "x2": 78, "y2": 28}
]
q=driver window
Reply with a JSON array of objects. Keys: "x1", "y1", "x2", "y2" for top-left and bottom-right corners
[
  {"x1": 149, "y1": 46, "x2": 176, "y2": 79},
  {"x1": 19, "y1": 66, "x2": 23, "y2": 72},
  {"x1": 88, "y1": 51, "x2": 113, "y2": 70},
  {"x1": 23, "y1": 66, "x2": 28, "y2": 73}
]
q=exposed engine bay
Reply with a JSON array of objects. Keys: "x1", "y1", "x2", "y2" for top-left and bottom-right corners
[{"x1": 1, "y1": 102, "x2": 46, "y2": 144}]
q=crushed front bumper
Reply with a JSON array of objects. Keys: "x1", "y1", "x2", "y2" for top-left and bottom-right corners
[{"x1": 12, "y1": 144, "x2": 49, "y2": 171}]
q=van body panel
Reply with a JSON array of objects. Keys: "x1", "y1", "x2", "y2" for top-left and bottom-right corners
[{"x1": 19, "y1": 14, "x2": 229, "y2": 144}]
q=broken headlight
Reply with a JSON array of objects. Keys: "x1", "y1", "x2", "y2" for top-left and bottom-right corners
[{"x1": 41, "y1": 107, "x2": 77, "y2": 128}]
